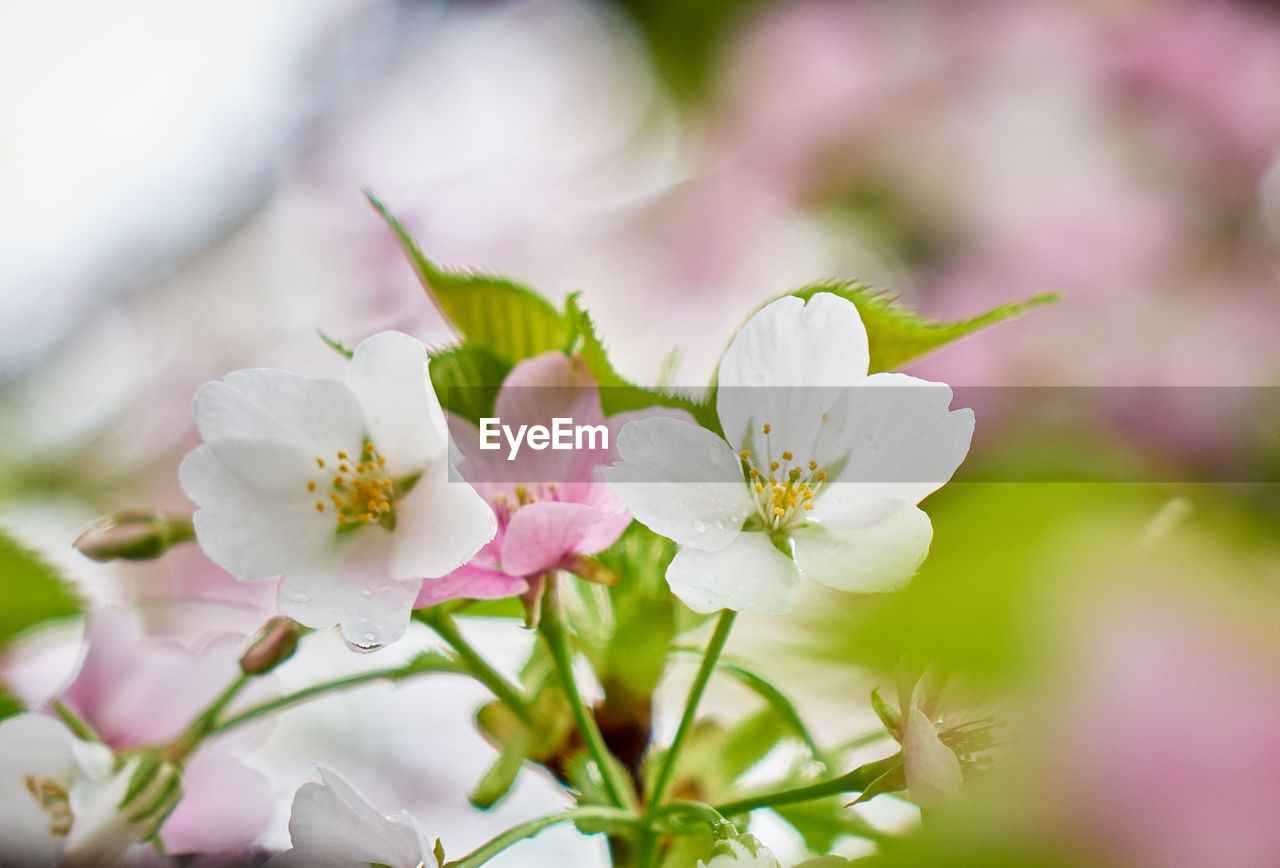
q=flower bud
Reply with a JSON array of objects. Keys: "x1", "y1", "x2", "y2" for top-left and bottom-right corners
[
  {"x1": 699, "y1": 830, "x2": 780, "y2": 868},
  {"x1": 240, "y1": 617, "x2": 305, "y2": 675},
  {"x1": 73, "y1": 510, "x2": 194, "y2": 563}
]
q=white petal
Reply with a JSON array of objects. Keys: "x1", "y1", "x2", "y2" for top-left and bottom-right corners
[
  {"x1": 902, "y1": 708, "x2": 964, "y2": 809},
  {"x1": 666, "y1": 531, "x2": 801, "y2": 615},
  {"x1": 180, "y1": 445, "x2": 333, "y2": 582},
  {"x1": 716, "y1": 293, "x2": 870, "y2": 456},
  {"x1": 813, "y1": 373, "x2": 973, "y2": 504},
  {"x1": 791, "y1": 499, "x2": 932, "y2": 593},
  {"x1": 344, "y1": 331, "x2": 447, "y2": 475},
  {"x1": 276, "y1": 532, "x2": 420, "y2": 648},
  {"x1": 604, "y1": 417, "x2": 753, "y2": 551},
  {"x1": 0, "y1": 714, "x2": 79, "y2": 865},
  {"x1": 390, "y1": 458, "x2": 498, "y2": 579},
  {"x1": 286, "y1": 766, "x2": 431, "y2": 867},
  {"x1": 194, "y1": 369, "x2": 366, "y2": 457}
]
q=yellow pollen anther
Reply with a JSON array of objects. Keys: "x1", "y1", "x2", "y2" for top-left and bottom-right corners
[
  {"x1": 316, "y1": 458, "x2": 325, "y2": 468},
  {"x1": 337, "y1": 451, "x2": 348, "y2": 460},
  {"x1": 364, "y1": 443, "x2": 375, "y2": 454},
  {"x1": 377, "y1": 456, "x2": 386, "y2": 466},
  {"x1": 749, "y1": 468, "x2": 759, "y2": 479},
  {"x1": 315, "y1": 502, "x2": 325, "y2": 512},
  {"x1": 782, "y1": 451, "x2": 793, "y2": 461},
  {"x1": 815, "y1": 471, "x2": 827, "y2": 482},
  {"x1": 754, "y1": 482, "x2": 764, "y2": 493},
  {"x1": 334, "y1": 476, "x2": 344, "y2": 486},
  {"x1": 773, "y1": 506, "x2": 786, "y2": 516},
  {"x1": 804, "y1": 503, "x2": 815, "y2": 511},
  {"x1": 739, "y1": 450, "x2": 751, "y2": 460},
  {"x1": 339, "y1": 464, "x2": 349, "y2": 473},
  {"x1": 307, "y1": 480, "x2": 317, "y2": 492},
  {"x1": 770, "y1": 461, "x2": 780, "y2": 472},
  {"x1": 809, "y1": 460, "x2": 818, "y2": 471},
  {"x1": 762, "y1": 423, "x2": 771, "y2": 434},
  {"x1": 338, "y1": 515, "x2": 349, "y2": 524}
]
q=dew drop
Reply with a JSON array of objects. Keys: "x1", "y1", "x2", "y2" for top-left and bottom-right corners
[
  {"x1": 288, "y1": 591, "x2": 310, "y2": 604},
  {"x1": 344, "y1": 633, "x2": 383, "y2": 654},
  {"x1": 692, "y1": 519, "x2": 708, "y2": 534}
]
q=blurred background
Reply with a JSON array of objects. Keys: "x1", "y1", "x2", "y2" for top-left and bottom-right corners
[{"x1": 2, "y1": 0, "x2": 1280, "y2": 864}]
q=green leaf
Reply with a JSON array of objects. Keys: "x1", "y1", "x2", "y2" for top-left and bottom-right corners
[
  {"x1": 0, "y1": 682, "x2": 23, "y2": 722},
  {"x1": 771, "y1": 797, "x2": 889, "y2": 853},
  {"x1": 427, "y1": 346, "x2": 511, "y2": 426},
  {"x1": 469, "y1": 734, "x2": 530, "y2": 809},
  {"x1": 716, "y1": 661, "x2": 826, "y2": 763},
  {"x1": 366, "y1": 191, "x2": 568, "y2": 364},
  {"x1": 720, "y1": 709, "x2": 790, "y2": 782},
  {"x1": 789, "y1": 284, "x2": 1058, "y2": 373},
  {"x1": 0, "y1": 528, "x2": 82, "y2": 648},
  {"x1": 564, "y1": 293, "x2": 718, "y2": 432}
]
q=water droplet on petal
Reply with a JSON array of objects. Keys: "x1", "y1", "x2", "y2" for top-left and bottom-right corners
[
  {"x1": 344, "y1": 633, "x2": 383, "y2": 654},
  {"x1": 288, "y1": 591, "x2": 310, "y2": 604},
  {"x1": 692, "y1": 519, "x2": 708, "y2": 534}
]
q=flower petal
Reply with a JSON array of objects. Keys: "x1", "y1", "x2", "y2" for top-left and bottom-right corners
[
  {"x1": 344, "y1": 331, "x2": 448, "y2": 475},
  {"x1": 194, "y1": 369, "x2": 366, "y2": 457},
  {"x1": 791, "y1": 499, "x2": 932, "y2": 593},
  {"x1": 180, "y1": 445, "x2": 332, "y2": 582},
  {"x1": 716, "y1": 293, "x2": 870, "y2": 456},
  {"x1": 812, "y1": 373, "x2": 974, "y2": 504},
  {"x1": 604, "y1": 417, "x2": 753, "y2": 551},
  {"x1": 415, "y1": 565, "x2": 528, "y2": 608},
  {"x1": 500, "y1": 502, "x2": 605, "y2": 576},
  {"x1": 389, "y1": 459, "x2": 498, "y2": 580},
  {"x1": 0, "y1": 714, "x2": 79, "y2": 865},
  {"x1": 902, "y1": 707, "x2": 964, "y2": 809},
  {"x1": 276, "y1": 532, "x2": 421, "y2": 648},
  {"x1": 666, "y1": 531, "x2": 801, "y2": 615},
  {"x1": 159, "y1": 747, "x2": 272, "y2": 855},
  {"x1": 285, "y1": 766, "x2": 431, "y2": 867}
]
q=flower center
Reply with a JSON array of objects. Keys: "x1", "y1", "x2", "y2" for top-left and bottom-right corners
[
  {"x1": 738, "y1": 422, "x2": 827, "y2": 531},
  {"x1": 491, "y1": 483, "x2": 561, "y2": 529},
  {"x1": 25, "y1": 774, "x2": 72, "y2": 837},
  {"x1": 307, "y1": 442, "x2": 396, "y2": 531}
]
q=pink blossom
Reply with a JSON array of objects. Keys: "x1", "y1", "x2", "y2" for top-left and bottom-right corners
[{"x1": 416, "y1": 352, "x2": 672, "y2": 607}]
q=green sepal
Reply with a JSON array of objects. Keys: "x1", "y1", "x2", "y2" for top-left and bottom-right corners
[
  {"x1": 788, "y1": 283, "x2": 1058, "y2": 372},
  {"x1": 469, "y1": 732, "x2": 530, "y2": 809},
  {"x1": 433, "y1": 838, "x2": 446, "y2": 868},
  {"x1": 847, "y1": 761, "x2": 908, "y2": 806},
  {"x1": 869, "y1": 688, "x2": 902, "y2": 737}
]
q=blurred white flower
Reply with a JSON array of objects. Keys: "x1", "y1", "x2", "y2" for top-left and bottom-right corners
[
  {"x1": 179, "y1": 330, "x2": 496, "y2": 649},
  {"x1": 269, "y1": 765, "x2": 433, "y2": 868},
  {"x1": 698, "y1": 831, "x2": 780, "y2": 868},
  {"x1": 0, "y1": 713, "x2": 181, "y2": 866},
  {"x1": 605, "y1": 293, "x2": 972, "y2": 615}
]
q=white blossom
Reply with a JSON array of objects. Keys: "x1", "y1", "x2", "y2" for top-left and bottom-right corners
[
  {"x1": 605, "y1": 293, "x2": 973, "y2": 615},
  {"x1": 180, "y1": 331, "x2": 497, "y2": 648}
]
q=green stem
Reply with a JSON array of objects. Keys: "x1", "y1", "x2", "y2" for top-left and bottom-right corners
[
  {"x1": 210, "y1": 659, "x2": 467, "y2": 736},
  {"x1": 713, "y1": 752, "x2": 902, "y2": 816},
  {"x1": 444, "y1": 807, "x2": 634, "y2": 868},
  {"x1": 50, "y1": 699, "x2": 101, "y2": 743},
  {"x1": 538, "y1": 577, "x2": 634, "y2": 810},
  {"x1": 648, "y1": 610, "x2": 736, "y2": 806},
  {"x1": 165, "y1": 673, "x2": 252, "y2": 762},
  {"x1": 415, "y1": 609, "x2": 534, "y2": 726}
]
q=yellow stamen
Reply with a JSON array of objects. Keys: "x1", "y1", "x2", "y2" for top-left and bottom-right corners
[
  {"x1": 307, "y1": 480, "x2": 317, "y2": 492},
  {"x1": 809, "y1": 460, "x2": 818, "y2": 471},
  {"x1": 337, "y1": 451, "x2": 348, "y2": 460},
  {"x1": 782, "y1": 451, "x2": 793, "y2": 461},
  {"x1": 315, "y1": 502, "x2": 325, "y2": 512},
  {"x1": 762, "y1": 423, "x2": 771, "y2": 434}
]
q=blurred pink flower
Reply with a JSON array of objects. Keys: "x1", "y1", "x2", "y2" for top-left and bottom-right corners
[
  {"x1": 56, "y1": 610, "x2": 273, "y2": 856},
  {"x1": 1046, "y1": 590, "x2": 1280, "y2": 868},
  {"x1": 417, "y1": 353, "x2": 640, "y2": 607}
]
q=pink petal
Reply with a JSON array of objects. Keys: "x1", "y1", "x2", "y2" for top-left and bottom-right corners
[
  {"x1": 160, "y1": 746, "x2": 272, "y2": 855},
  {"x1": 500, "y1": 502, "x2": 605, "y2": 576},
  {"x1": 414, "y1": 565, "x2": 528, "y2": 607}
]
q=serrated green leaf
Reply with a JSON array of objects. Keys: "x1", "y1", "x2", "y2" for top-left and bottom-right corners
[
  {"x1": 0, "y1": 528, "x2": 82, "y2": 647},
  {"x1": 790, "y1": 284, "x2": 1058, "y2": 373},
  {"x1": 0, "y1": 683, "x2": 23, "y2": 722},
  {"x1": 427, "y1": 345, "x2": 511, "y2": 425},
  {"x1": 564, "y1": 293, "x2": 718, "y2": 432},
  {"x1": 366, "y1": 191, "x2": 568, "y2": 364},
  {"x1": 469, "y1": 734, "x2": 530, "y2": 809}
]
